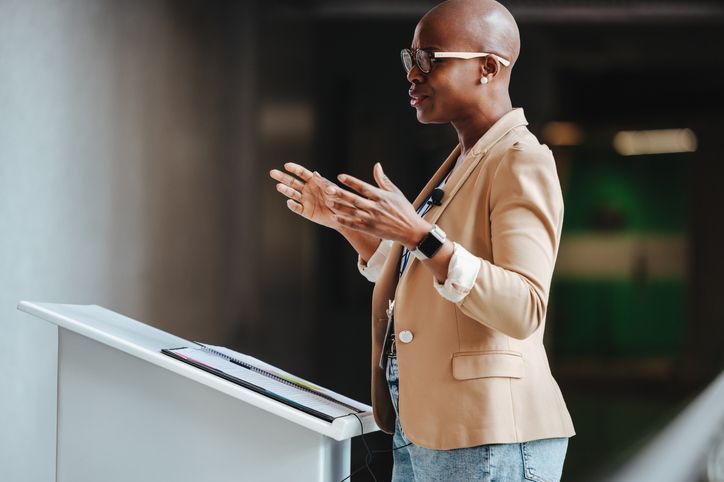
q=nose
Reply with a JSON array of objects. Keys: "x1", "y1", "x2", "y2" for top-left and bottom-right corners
[{"x1": 406, "y1": 63, "x2": 424, "y2": 84}]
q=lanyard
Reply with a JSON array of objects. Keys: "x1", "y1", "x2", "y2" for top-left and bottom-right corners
[{"x1": 398, "y1": 163, "x2": 457, "y2": 278}]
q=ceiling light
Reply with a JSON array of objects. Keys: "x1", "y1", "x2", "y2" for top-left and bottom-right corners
[{"x1": 613, "y1": 128, "x2": 697, "y2": 156}]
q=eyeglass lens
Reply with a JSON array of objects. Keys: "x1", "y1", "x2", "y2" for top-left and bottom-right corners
[
  {"x1": 401, "y1": 49, "x2": 432, "y2": 74},
  {"x1": 401, "y1": 49, "x2": 413, "y2": 74}
]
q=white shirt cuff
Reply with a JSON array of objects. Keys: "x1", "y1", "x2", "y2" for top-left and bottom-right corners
[
  {"x1": 357, "y1": 239, "x2": 393, "y2": 283},
  {"x1": 433, "y1": 242, "x2": 481, "y2": 303}
]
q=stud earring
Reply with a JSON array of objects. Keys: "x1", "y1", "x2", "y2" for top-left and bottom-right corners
[{"x1": 480, "y1": 77, "x2": 488, "y2": 84}]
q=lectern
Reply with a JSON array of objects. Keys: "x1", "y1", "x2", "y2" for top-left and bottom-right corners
[{"x1": 18, "y1": 302, "x2": 379, "y2": 482}]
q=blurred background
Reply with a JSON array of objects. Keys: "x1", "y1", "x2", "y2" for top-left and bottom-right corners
[{"x1": 2, "y1": 0, "x2": 723, "y2": 481}]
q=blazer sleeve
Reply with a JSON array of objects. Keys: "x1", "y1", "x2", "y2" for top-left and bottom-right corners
[
  {"x1": 357, "y1": 239, "x2": 393, "y2": 283},
  {"x1": 457, "y1": 142, "x2": 564, "y2": 339}
]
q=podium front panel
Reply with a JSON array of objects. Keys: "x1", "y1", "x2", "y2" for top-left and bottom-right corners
[{"x1": 57, "y1": 328, "x2": 350, "y2": 482}]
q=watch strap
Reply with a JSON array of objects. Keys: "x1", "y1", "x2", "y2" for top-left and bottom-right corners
[{"x1": 411, "y1": 224, "x2": 446, "y2": 260}]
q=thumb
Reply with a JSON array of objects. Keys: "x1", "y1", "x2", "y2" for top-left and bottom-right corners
[{"x1": 373, "y1": 162, "x2": 397, "y2": 192}]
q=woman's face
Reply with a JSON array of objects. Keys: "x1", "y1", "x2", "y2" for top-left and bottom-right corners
[{"x1": 406, "y1": 21, "x2": 485, "y2": 125}]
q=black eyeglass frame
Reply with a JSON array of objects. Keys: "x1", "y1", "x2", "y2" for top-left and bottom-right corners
[{"x1": 400, "y1": 48, "x2": 511, "y2": 75}]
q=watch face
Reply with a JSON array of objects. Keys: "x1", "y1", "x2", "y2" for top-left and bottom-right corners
[{"x1": 418, "y1": 225, "x2": 446, "y2": 258}]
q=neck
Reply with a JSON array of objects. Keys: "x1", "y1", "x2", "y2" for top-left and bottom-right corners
[{"x1": 452, "y1": 96, "x2": 513, "y2": 157}]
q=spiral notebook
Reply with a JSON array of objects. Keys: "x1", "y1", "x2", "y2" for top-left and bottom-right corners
[{"x1": 161, "y1": 343, "x2": 368, "y2": 422}]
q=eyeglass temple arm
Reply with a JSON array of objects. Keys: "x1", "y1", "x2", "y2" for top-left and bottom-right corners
[{"x1": 432, "y1": 51, "x2": 511, "y2": 67}]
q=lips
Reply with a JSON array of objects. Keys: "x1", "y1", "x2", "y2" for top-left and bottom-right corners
[{"x1": 409, "y1": 90, "x2": 430, "y2": 108}]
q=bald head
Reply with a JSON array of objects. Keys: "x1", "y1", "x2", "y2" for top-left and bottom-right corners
[
  {"x1": 419, "y1": 0, "x2": 520, "y2": 74},
  {"x1": 406, "y1": 0, "x2": 519, "y2": 125}
]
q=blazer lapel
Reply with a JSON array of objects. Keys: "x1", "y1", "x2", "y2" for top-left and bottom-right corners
[
  {"x1": 423, "y1": 150, "x2": 482, "y2": 227},
  {"x1": 410, "y1": 145, "x2": 461, "y2": 210},
  {"x1": 422, "y1": 109, "x2": 529, "y2": 226}
]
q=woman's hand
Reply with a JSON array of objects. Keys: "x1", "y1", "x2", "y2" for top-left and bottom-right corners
[
  {"x1": 325, "y1": 162, "x2": 431, "y2": 250},
  {"x1": 270, "y1": 162, "x2": 347, "y2": 230}
]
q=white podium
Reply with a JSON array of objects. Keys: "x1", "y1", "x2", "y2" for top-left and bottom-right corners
[{"x1": 18, "y1": 302, "x2": 379, "y2": 482}]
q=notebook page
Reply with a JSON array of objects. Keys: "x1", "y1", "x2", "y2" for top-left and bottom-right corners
[
  {"x1": 171, "y1": 347, "x2": 358, "y2": 419},
  {"x1": 204, "y1": 344, "x2": 370, "y2": 412}
]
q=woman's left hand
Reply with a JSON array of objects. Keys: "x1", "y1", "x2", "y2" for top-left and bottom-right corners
[{"x1": 325, "y1": 162, "x2": 431, "y2": 250}]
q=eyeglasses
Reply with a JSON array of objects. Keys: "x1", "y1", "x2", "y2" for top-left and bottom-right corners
[{"x1": 400, "y1": 48, "x2": 511, "y2": 75}]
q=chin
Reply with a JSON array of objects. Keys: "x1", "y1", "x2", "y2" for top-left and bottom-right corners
[{"x1": 415, "y1": 110, "x2": 446, "y2": 124}]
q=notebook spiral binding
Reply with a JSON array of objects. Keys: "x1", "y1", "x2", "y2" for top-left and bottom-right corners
[{"x1": 198, "y1": 344, "x2": 363, "y2": 415}]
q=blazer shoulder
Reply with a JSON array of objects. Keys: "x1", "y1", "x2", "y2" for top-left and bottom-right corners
[
  {"x1": 508, "y1": 127, "x2": 552, "y2": 155},
  {"x1": 490, "y1": 127, "x2": 555, "y2": 175}
]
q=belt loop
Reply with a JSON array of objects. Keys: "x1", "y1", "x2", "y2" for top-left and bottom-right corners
[{"x1": 388, "y1": 332, "x2": 397, "y2": 358}]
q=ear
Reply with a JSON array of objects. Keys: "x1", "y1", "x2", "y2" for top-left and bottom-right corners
[{"x1": 480, "y1": 55, "x2": 500, "y2": 79}]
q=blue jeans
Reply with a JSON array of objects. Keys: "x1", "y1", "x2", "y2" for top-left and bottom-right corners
[{"x1": 385, "y1": 355, "x2": 568, "y2": 482}]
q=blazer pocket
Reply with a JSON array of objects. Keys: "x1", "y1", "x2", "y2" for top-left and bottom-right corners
[{"x1": 451, "y1": 350, "x2": 525, "y2": 380}]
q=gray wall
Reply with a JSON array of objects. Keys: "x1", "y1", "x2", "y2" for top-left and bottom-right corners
[{"x1": 0, "y1": 1, "x2": 264, "y2": 480}]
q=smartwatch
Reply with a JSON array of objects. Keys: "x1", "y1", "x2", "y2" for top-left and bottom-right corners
[{"x1": 411, "y1": 224, "x2": 447, "y2": 260}]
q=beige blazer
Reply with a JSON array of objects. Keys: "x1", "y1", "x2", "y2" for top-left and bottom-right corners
[{"x1": 370, "y1": 108, "x2": 576, "y2": 450}]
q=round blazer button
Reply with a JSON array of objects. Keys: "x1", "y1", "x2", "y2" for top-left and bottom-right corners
[{"x1": 398, "y1": 330, "x2": 414, "y2": 343}]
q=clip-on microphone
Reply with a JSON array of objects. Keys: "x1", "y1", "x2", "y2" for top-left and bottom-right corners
[{"x1": 431, "y1": 188, "x2": 444, "y2": 206}]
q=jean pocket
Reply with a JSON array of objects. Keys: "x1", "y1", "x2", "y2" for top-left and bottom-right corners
[{"x1": 522, "y1": 437, "x2": 568, "y2": 482}]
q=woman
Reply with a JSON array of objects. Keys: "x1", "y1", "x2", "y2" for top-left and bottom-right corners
[{"x1": 270, "y1": 0, "x2": 575, "y2": 480}]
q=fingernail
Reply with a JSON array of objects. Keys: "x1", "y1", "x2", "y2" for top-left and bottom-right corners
[{"x1": 338, "y1": 174, "x2": 346, "y2": 182}]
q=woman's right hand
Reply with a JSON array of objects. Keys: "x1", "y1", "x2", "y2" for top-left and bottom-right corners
[{"x1": 269, "y1": 162, "x2": 346, "y2": 230}]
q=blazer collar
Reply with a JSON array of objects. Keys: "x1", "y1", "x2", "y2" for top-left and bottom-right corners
[
  {"x1": 377, "y1": 108, "x2": 529, "y2": 288},
  {"x1": 411, "y1": 107, "x2": 529, "y2": 223}
]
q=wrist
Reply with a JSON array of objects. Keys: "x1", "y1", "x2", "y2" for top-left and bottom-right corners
[{"x1": 405, "y1": 220, "x2": 434, "y2": 251}]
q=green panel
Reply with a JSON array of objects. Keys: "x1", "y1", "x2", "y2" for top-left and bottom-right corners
[
  {"x1": 549, "y1": 279, "x2": 686, "y2": 357},
  {"x1": 562, "y1": 146, "x2": 688, "y2": 233},
  {"x1": 548, "y1": 145, "x2": 689, "y2": 359}
]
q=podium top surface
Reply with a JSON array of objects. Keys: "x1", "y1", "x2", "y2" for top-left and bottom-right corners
[{"x1": 17, "y1": 301, "x2": 378, "y2": 441}]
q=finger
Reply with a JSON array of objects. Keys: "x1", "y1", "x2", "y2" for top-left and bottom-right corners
[
  {"x1": 325, "y1": 184, "x2": 376, "y2": 210},
  {"x1": 326, "y1": 198, "x2": 368, "y2": 218},
  {"x1": 372, "y1": 162, "x2": 387, "y2": 189},
  {"x1": 270, "y1": 168, "x2": 306, "y2": 192},
  {"x1": 311, "y1": 172, "x2": 339, "y2": 198},
  {"x1": 334, "y1": 213, "x2": 369, "y2": 231},
  {"x1": 269, "y1": 168, "x2": 285, "y2": 182},
  {"x1": 286, "y1": 199, "x2": 303, "y2": 215},
  {"x1": 284, "y1": 162, "x2": 314, "y2": 182},
  {"x1": 337, "y1": 173, "x2": 381, "y2": 201},
  {"x1": 324, "y1": 194, "x2": 358, "y2": 211},
  {"x1": 275, "y1": 183, "x2": 302, "y2": 203},
  {"x1": 310, "y1": 173, "x2": 356, "y2": 208},
  {"x1": 373, "y1": 162, "x2": 403, "y2": 194},
  {"x1": 311, "y1": 171, "x2": 335, "y2": 189}
]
